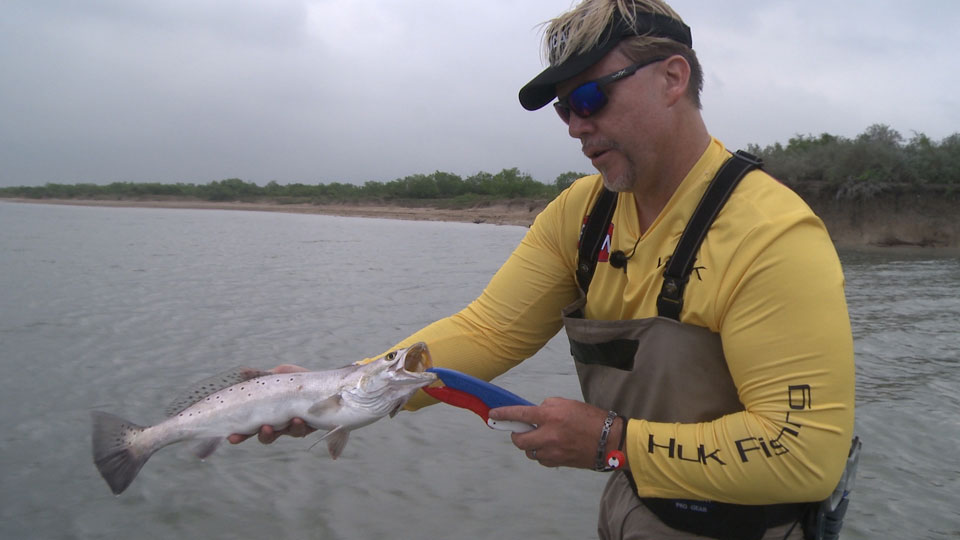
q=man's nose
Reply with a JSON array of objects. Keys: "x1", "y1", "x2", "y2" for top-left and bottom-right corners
[{"x1": 567, "y1": 112, "x2": 594, "y2": 139}]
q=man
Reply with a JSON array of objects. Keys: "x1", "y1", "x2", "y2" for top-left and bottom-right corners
[{"x1": 234, "y1": 1, "x2": 855, "y2": 538}]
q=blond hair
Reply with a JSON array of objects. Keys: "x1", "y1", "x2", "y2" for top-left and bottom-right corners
[{"x1": 542, "y1": 0, "x2": 702, "y2": 107}]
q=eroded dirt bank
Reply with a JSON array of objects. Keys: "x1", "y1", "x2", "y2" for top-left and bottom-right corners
[{"x1": 5, "y1": 187, "x2": 958, "y2": 249}]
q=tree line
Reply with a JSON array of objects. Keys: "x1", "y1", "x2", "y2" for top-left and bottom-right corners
[
  {"x1": 1, "y1": 125, "x2": 957, "y2": 204},
  {"x1": 0, "y1": 168, "x2": 585, "y2": 205},
  {"x1": 747, "y1": 124, "x2": 959, "y2": 197}
]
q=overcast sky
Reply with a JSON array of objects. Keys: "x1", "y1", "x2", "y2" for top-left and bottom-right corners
[{"x1": 2, "y1": 0, "x2": 957, "y2": 187}]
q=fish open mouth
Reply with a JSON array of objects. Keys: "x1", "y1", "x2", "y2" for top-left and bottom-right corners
[{"x1": 402, "y1": 342, "x2": 433, "y2": 373}]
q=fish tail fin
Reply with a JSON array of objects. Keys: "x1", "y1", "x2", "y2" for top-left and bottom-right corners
[{"x1": 91, "y1": 411, "x2": 154, "y2": 495}]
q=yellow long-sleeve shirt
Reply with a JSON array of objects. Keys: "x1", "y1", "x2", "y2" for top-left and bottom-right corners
[{"x1": 389, "y1": 138, "x2": 854, "y2": 504}]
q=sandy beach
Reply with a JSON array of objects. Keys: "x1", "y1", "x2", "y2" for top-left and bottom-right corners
[
  {"x1": 4, "y1": 194, "x2": 958, "y2": 249},
  {"x1": 2, "y1": 198, "x2": 549, "y2": 228}
]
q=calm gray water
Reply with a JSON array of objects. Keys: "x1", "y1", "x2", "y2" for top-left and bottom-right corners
[{"x1": 0, "y1": 201, "x2": 957, "y2": 539}]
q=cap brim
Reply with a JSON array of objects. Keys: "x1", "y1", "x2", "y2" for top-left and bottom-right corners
[
  {"x1": 518, "y1": 12, "x2": 692, "y2": 111},
  {"x1": 518, "y1": 39, "x2": 619, "y2": 111}
]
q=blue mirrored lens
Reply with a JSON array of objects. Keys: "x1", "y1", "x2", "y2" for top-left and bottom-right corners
[{"x1": 568, "y1": 82, "x2": 607, "y2": 117}]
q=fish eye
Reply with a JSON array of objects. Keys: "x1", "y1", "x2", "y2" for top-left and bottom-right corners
[{"x1": 386, "y1": 352, "x2": 397, "y2": 360}]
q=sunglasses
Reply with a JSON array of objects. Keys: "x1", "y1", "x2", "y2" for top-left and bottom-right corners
[{"x1": 553, "y1": 57, "x2": 667, "y2": 124}]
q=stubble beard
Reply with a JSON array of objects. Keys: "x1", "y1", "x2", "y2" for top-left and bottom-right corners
[
  {"x1": 584, "y1": 137, "x2": 637, "y2": 193},
  {"x1": 600, "y1": 169, "x2": 631, "y2": 192},
  {"x1": 599, "y1": 155, "x2": 637, "y2": 193}
]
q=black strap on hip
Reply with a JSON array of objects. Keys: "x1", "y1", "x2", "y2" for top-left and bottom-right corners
[
  {"x1": 576, "y1": 150, "x2": 762, "y2": 320},
  {"x1": 622, "y1": 472, "x2": 807, "y2": 540}
]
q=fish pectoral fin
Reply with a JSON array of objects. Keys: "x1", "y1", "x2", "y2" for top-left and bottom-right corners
[
  {"x1": 306, "y1": 395, "x2": 348, "y2": 458},
  {"x1": 307, "y1": 394, "x2": 343, "y2": 416},
  {"x1": 317, "y1": 426, "x2": 350, "y2": 460},
  {"x1": 192, "y1": 437, "x2": 222, "y2": 460}
]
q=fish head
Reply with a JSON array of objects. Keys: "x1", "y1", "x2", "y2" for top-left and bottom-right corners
[
  {"x1": 387, "y1": 341, "x2": 434, "y2": 377},
  {"x1": 351, "y1": 342, "x2": 437, "y2": 416}
]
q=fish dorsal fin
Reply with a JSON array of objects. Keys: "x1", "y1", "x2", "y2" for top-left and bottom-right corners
[{"x1": 165, "y1": 367, "x2": 270, "y2": 417}]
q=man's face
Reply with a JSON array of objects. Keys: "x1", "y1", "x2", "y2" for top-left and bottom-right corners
[{"x1": 555, "y1": 49, "x2": 667, "y2": 193}]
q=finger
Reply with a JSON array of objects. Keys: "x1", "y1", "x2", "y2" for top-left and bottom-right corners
[
  {"x1": 509, "y1": 429, "x2": 542, "y2": 453},
  {"x1": 257, "y1": 424, "x2": 278, "y2": 444},
  {"x1": 488, "y1": 405, "x2": 538, "y2": 424},
  {"x1": 270, "y1": 364, "x2": 310, "y2": 374},
  {"x1": 227, "y1": 433, "x2": 251, "y2": 445},
  {"x1": 286, "y1": 418, "x2": 312, "y2": 438}
]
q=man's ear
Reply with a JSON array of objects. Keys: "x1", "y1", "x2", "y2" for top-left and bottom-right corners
[{"x1": 661, "y1": 55, "x2": 691, "y2": 106}]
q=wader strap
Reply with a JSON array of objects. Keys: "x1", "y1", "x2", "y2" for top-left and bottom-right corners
[
  {"x1": 575, "y1": 150, "x2": 763, "y2": 316},
  {"x1": 657, "y1": 150, "x2": 762, "y2": 320},
  {"x1": 576, "y1": 187, "x2": 619, "y2": 294}
]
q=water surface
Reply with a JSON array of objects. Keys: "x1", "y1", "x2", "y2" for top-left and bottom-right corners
[{"x1": 0, "y1": 201, "x2": 957, "y2": 539}]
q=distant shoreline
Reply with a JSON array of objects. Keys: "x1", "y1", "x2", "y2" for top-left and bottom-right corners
[
  {"x1": 1, "y1": 197, "x2": 548, "y2": 228},
  {"x1": 4, "y1": 194, "x2": 958, "y2": 249}
]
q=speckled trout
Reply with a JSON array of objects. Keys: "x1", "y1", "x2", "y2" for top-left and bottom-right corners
[{"x1": 91, "y1": 342, "x2": 435, "y2": 495}]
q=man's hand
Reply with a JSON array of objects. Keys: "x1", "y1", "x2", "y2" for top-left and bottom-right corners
[
  {"x1": 488, "y1": 397, "x2": 625, "y2": 470},
  {"x1": 226, "y1": 364, "x2": 316, "y2": 445}
]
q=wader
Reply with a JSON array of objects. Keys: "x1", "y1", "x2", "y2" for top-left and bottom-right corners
[{"x1": 567, "y1": 152, "x2": 808, "y2": 540}]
